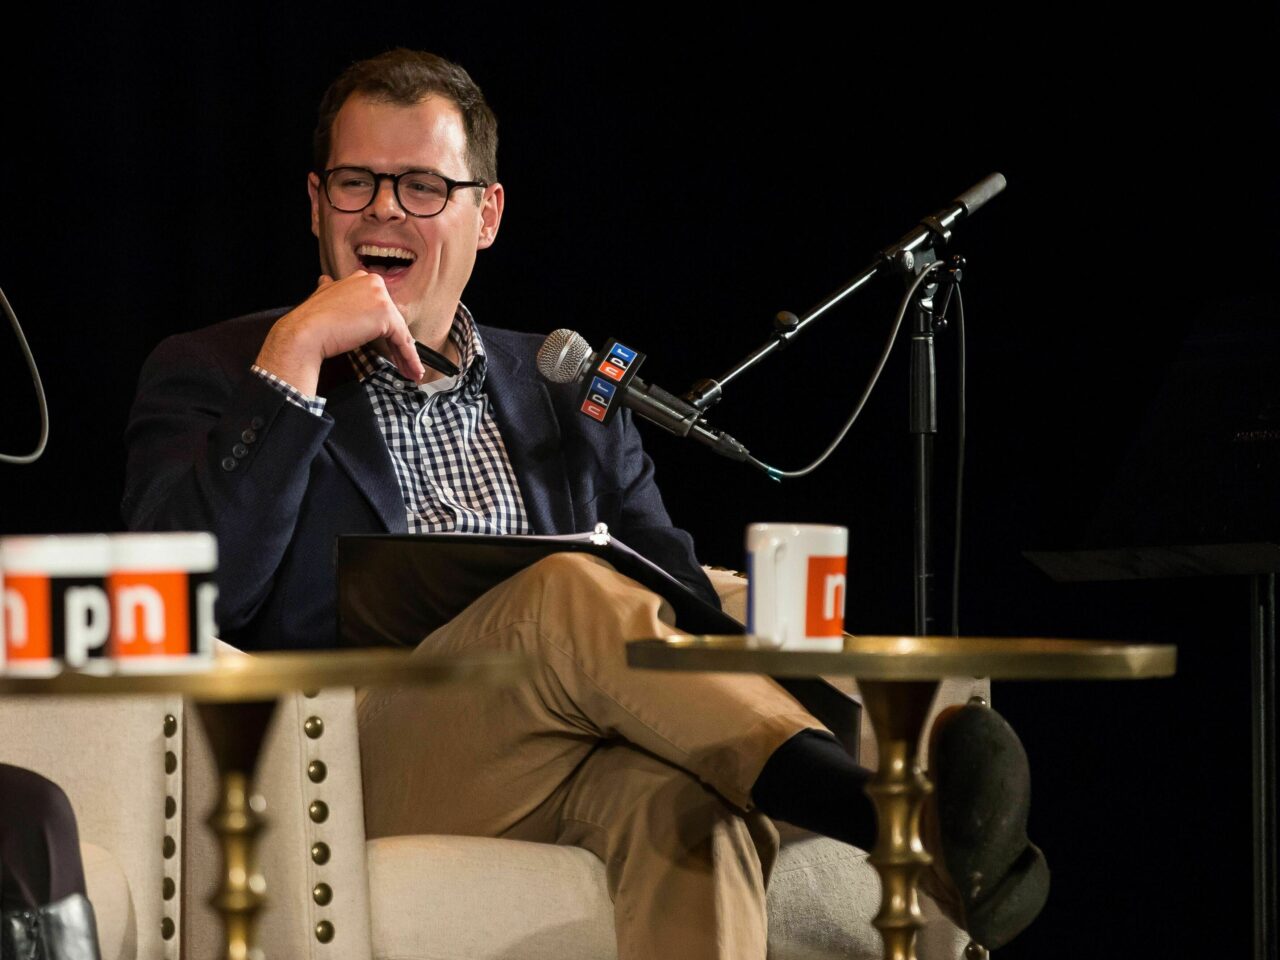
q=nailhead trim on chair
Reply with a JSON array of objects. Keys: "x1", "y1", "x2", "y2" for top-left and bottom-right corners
[
  {"x1": 303, "y1": 691, "x2": 336, "y2": 949},
  {"x1": 162, "y1": 710, "x2": 181, "y2": 958}
]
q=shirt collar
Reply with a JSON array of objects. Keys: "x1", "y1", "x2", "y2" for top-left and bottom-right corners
[{"x1": 350, "y1": 303, "x2": 488, "y2": 398}]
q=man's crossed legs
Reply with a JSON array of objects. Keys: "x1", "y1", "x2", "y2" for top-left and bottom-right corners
[{"x1": 356, "y1": 553, "x2": 1045, "y2": 959}]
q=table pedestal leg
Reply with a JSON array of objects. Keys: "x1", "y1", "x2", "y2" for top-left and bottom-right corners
[
  {"x1": 858, "y1": 679, "x2": 939, "y2": 960},
  {"x1": 195, "y1": 700, "x2": 278, "y2": 960}
]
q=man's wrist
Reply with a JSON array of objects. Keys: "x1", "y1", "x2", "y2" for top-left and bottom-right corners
[
  {"x1": 251, "y1": 365, "x2": 327, "y2": 416},
  {"x1": 255, "y1": 316, "x2": 324, "y2": 396}
]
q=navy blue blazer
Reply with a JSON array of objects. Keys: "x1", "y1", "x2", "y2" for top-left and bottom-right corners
[{"x1": 123, "y1": 309, "x2": 716, "y2": 651}]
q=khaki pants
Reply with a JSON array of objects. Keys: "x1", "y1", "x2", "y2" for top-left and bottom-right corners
[{"x1": 357, "y1": 553, "x2": 825, "y2": 960}]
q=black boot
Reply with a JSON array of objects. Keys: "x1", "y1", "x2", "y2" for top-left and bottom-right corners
[
  {"x1": 1, "y1": 892, "x2": 102, "y2": 960},
  {"x1": 922, "y1": 702, "x2": 1050, "y2": 951}
]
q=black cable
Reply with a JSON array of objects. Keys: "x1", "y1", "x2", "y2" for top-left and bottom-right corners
[
  {"x1": 0, "y1": 286, "x2": 49, "y2": 465},
  {"x1": 950, "y1": 284, "x2": 966, "y2": 637},
  {"x1": 747, "y1": 260, "x2": 946, "y2": 480}
]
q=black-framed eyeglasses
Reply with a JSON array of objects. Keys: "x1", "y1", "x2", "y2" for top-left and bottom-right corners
[{"x1": 319, "y1": 167, "x2": 488, "y2": 218}]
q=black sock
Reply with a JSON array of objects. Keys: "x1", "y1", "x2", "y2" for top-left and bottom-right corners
[{"x1": 750, "y1": 730, "x2": 877, "y2": 850}]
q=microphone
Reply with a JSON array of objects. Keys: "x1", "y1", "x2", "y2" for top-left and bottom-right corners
[
  {"x1": 536, "y1": 329, "x2": 750, "y2": 462},
  {"x1": 880, "y1": 171, "x2": 1007, "y2": 263}
]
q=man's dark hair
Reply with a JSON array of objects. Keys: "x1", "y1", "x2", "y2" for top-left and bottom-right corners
[{"x1": 314, "y1": 48, "x2": 498, "y2": 185}]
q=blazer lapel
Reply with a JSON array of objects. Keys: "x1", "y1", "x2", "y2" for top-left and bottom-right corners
[
  {"x1": 482, "y1": 334, "x2": 575, "y2": 534},
  {"x1": 318, "y1": 358, "x2": 407, "y2": 533}
]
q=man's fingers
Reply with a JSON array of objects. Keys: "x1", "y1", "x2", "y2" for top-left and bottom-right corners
[
  {"x1": 298, "y1": 270, "x2": 424, "y2": 379},
  {"x1": 384, "y1": 295, "x2": 424, "y2": 381},
  {"x1": 387, "y1": 326, "x2": 426, "y2": 382},
  {"x1": 381, "y1": 301, "x2": 424, "y2": 381}
]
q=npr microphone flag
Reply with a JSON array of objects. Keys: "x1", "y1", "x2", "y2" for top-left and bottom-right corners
[{"x1": 578, "y1": 339, "x2": 645, "y2": 424}]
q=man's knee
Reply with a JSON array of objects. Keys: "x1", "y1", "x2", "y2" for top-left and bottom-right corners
[
  {"x1": 0, "y1": 764, "x2": 79, "y2": 844},
  {"x1": 519, "y1": 551, "x2": 625, "y2": 598},
  {"x1": 522, "y1": 552, "x2": 674, "y2": 636},
  {"x1": 0, "y1": 764, "x2": 86, "y2": 910}
]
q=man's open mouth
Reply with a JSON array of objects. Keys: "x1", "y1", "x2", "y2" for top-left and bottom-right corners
[{"x1": 356, "y1": 243, "x2": 416, "y2": 277}]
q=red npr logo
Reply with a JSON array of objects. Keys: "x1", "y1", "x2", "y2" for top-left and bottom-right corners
[{"x1": 805, "y1": 556, "x2": 846, "y2": 638}]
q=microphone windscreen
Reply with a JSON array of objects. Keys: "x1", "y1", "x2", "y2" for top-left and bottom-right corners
[
  {"x1": 536, "y1": 329, "x2": 594, "y2": 383},
  {"x1": 953, "y1": 172, "x2": 1006, "y2": 216}
]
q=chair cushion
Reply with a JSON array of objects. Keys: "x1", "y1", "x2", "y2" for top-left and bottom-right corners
[
  {"x1": 367, "y1": 834, "x2": 615, "y2": 960},
  {"x1": 82, "y1": 841, "x2": 136, "y2": 960},
  {"x1": 765, "y1": 826, "x2": 965, "y2": 959},
  {"x1": 366, "y1": 828, "x2": 965, "y2": 960}
]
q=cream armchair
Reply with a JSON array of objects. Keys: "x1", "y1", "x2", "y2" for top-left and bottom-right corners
[{"x1": 0, "y1": 570, "x2": 983, "y2": 960}]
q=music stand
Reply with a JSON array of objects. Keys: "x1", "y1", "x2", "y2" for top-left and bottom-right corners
[{"x1": 1025, "y1": 318, "x2": 1280, "y2": 960}]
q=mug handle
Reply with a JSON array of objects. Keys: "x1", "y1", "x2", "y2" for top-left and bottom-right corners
[{"x1": 749, "y1": 535, "x2": 786, "y2": 644}]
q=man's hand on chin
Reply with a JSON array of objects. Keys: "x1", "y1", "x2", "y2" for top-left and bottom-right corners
[{"x1": 253, "y1": 271, "x2": 427, "y2": 396}]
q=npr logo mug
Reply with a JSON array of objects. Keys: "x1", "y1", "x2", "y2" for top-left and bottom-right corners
[
  {"x1": 1, "y1": 532, "x2": 217, "y2": 675},
  {"x1": 746, "y1": 523, "x2": 848, "y2": 651},
  {"x1": 109, "y1": 533, "x2": 217, "y2": 671}
]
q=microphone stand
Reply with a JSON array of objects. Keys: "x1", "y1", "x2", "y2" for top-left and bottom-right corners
[
  {"x1": 902, "y1": 247, "x2": 942, "y2": 635},
  {"x1": 683, "y1": 246, "x2": 945, "y2": 634},
  {"x1": 684, "y1": 173, "x2": 1001, "y2": 635}
]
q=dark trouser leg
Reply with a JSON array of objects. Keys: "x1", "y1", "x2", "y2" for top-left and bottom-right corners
[
  {"x1": 0, "y1": 764, "x2": 87, "y2": 912},
  {"x1": 751, "y1": 729, "x2": 877, "y2": 850},
  {"x1": 0, "y1": 764, "x2": 100, "y2": 960}
]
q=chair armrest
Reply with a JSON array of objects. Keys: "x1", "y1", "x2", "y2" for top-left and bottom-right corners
[
  {"x1": 702, "y1": 566, "x2": 749, "y2": 623},
  {"x1": 182, "y1": 643, "x2": 373, "y2": 960}
]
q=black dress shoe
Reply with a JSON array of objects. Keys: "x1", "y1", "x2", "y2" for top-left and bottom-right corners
[
  {"x1": 925, "y1": 703, "x2": 1050, "y2": 950},
  {"x1": 2, "y1": 892, "x2": 102, "y2": 960}
]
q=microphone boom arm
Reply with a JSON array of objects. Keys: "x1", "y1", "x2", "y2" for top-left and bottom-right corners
[
  {"x1": 684, "y1": 261, "x2": 884, "y2": 410},
  {"x1": 683, "y1": 172, "x2": 1004, "y2": 411}
]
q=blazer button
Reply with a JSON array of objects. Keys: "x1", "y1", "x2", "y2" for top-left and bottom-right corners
[
  {"x1": 232, "y1": 443, "x2": 249, "y2": 458},
  {"x1": 241, "y1": 429, "x2": 257, "y2": 444},
  {"x1": 221, "y1": 456, "x2": 237, "y2": 472},
  {"x1": 250, "y1": 416, "x2": 265, "y2": 430}
]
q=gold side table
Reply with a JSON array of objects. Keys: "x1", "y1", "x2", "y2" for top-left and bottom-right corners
[
  {"x1": 1, "y1": 648, "x2": 532, "y2": 960},
  {"x1": 627, "y1": 634, "x2": 1177, "y2": 960}
]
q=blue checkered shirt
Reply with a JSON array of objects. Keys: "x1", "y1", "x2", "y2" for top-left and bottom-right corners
[{"x1": 252, "y1": 306, "x2": 530, "y2": 535}]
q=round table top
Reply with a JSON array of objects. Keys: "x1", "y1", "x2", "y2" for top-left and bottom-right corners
[
  {"x1": 627, "y1": 634, "x2": 1177, "y2": 680},
  {"x1": 0, "y1": 648, "x2": 534, "y2": 701}
]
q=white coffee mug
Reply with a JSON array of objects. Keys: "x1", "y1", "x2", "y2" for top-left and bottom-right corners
[{"x1": 746, "y1": 523, "x2": 848, "y2": 651}]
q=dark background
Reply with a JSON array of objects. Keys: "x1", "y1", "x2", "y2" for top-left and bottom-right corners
[{"x1": 2, "y1": 5, "x2": 1276, "y2": 957}]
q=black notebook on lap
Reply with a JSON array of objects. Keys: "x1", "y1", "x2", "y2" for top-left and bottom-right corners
[{"x1": 336, "y1": 529, "x2": 862, "y2": 760}]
